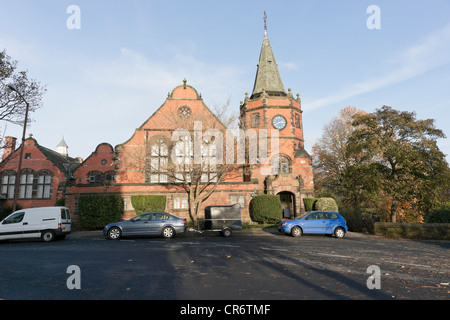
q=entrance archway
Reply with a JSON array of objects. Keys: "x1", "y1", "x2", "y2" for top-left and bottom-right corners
[{"x1": 277, "y1": 191, "x2": 296, "y2": 219}]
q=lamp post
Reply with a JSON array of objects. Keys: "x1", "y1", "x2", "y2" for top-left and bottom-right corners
[{"x1": 7, "y1": 84, "x2": 30, "y2": 212}]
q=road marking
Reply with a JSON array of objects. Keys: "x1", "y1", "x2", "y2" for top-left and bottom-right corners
[
  {"x1": 261, "y1": 247, "x2": 288, "y2": 252},
  {"x1": 316, "y1": 253, "x2": 352, "y2": 259},
  {"x1": 215, "y1": 244, "x2": 240, "y2": 248},
  {"x1": 384, "y1": 261, "x2": 432, "y2": 268}
]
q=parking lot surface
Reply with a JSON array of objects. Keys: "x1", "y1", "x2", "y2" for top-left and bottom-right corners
[{"x1": 0, "y1": 229, "x2": 448, "y2": 301}]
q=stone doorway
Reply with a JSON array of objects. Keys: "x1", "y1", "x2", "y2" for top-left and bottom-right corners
[{"x1": 278, "y1": 191, "x2": 296, "y2": 219}]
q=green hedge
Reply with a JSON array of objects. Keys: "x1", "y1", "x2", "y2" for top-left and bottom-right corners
[
  {"x1": 313, "y1": 197, "x2": 339, "y2": 212},
  {"x1": 424, "y1": 202, "x2": 450, "y2": 223},
  {"x1": 55, "y1": 197, "x2": 66, "y2": 206},
  {"x1": 374, "y1": 222, "x2": 450, "y2": 240},
  {"x1": 303, "y1": 198, "x2": 317, "y2": 211},
  {"x1": 131, "y1": 195, "x2": 167, "y2": 214},
  {"x1": 79, "y1": 194, "x2": 123, "y2": 229},
  {"x1": 249, "y1": 194, "x2": 282, "y2": 224}
]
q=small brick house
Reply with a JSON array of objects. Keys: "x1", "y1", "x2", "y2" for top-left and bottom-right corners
[{"x1": 0, "y1": 136, "x2": 81, "y2": 211}]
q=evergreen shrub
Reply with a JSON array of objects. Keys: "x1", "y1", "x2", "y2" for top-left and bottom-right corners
[
  {"x1": 313, "y1": 197, "x2": 339, "y2": 212},
  {"x1": 250, "y1": 195, "x2": 282, "y2": 224},
  {"x1": 303, "y1": 197, "x2": 318, "y2": 211},
  {"x1": 424, "y1": 202, "x2": 450, "y2": 223},
  {"x1": 131, "y1": 195, "x2": 167, "y2": 214},
  {"x1": 79, "y1": 194, "x2": 122, "y2": 229}
]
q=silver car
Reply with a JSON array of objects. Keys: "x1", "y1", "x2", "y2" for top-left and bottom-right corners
[{"x1": 104, "y1": 212, "x2": 186, "y2": 240}]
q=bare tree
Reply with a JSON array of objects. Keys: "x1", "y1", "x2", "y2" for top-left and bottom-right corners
[
  {"x1": 119, "y1": 98, "x2": 243, "y2": 225},
  {"x1": 0, "y1": 50, "x2": 46, "y2": 147}
]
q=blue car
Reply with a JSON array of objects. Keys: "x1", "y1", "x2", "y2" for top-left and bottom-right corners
[{"x1": 278, "y1": 211, "x2": 348, "y2": 238}]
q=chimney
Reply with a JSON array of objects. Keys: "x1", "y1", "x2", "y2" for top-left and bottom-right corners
[{"x1": 2, "y1": 136, "x2": 17, "y2": 161}]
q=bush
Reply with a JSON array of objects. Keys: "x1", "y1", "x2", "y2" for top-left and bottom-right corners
[
  {"x1": 55, "y1": 197, "x2": 66, "y2": 206},
  {"x1": 313, "y1": 197, "x2": 339, "y2": 212},
  {"x1": 250, "y1": 195, "x2": 282, "y2": 224},
  {"x1": 424, "y1": 202, "x2": 450, "y2": 223},
  {"x1": 340, "y1": 209, "x2": 375, "y2": 233},
  {"x1": 79, "y1": 194, "x2": 123, "y2": 229},
  {"x1": 303, "y1": 198, "x2": 317, "y2": 211},
  {"x1": 0, "y1": 204, "x2": 22, "y2": 221},
  {"x1": 131, "y1": 195, "x2": 167, "y2": 214}
]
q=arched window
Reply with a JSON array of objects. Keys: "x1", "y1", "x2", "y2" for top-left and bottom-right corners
[
  {"x1": 36, "y1": 170, "x2": 53, "y2": 199},
  {"x1": 19, "y1": 169, "x2": 35, "y2": 199},
  {"x1": 87, "y1": 171, "x2": 103, "y2": 183},
  {"x1": 1, "y1": 170, "x2": 16, "y2": 199},
  {"x1": 272, "y1": 155, "x2": 291, "y2": 175},
  {"x1": 1, "y1": 169, "x2": 53, "y2": 199},
  {"x1": 172, "y1": 135, "x2": 217, "y2": 184},
  {"x1": 173, "y1": 135, "x2": 193, "y2": 183},
  {"x1": 200, "y1": 140, "x2": 217, "y2": 183},
  {"x1": 105, "y1": 171, "x2": 115, "y2": 182},
  {"x1": 251, "y1": 113, "x2": 261, "y2": 128}
]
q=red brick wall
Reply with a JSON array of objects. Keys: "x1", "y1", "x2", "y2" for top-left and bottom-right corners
[{"x1": 0, "y1": 138, "x2": 68, "y2": 209}]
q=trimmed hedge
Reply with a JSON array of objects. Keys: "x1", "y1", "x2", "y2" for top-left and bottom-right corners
[
  {"x1": 131, "y1": 195, "x2": 167, "y2": 214},
  {"x1": 303, "y1": 198, "x2": 317, "y2": 211},
  {"x1": 313, "y1": 197, "x2": 339, "y2": 212},
  {"x1": 374, "y1": 222, "x2": 450, "y2": 240},
  {"x1": 79, "y1": 194, "x2": 123, "y2": 229},
  {"x1": 250, "y1": 194, "x2": 282, "y2": 224}
]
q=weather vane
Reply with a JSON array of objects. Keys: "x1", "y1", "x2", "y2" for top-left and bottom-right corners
[{"x1": 264, "y1": 11, "x2": 267, "y2": 30}]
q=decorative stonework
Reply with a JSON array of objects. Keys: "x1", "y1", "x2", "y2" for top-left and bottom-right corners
[{"x1": 177, "y1": 105, "x2": 192, "y2": 119}]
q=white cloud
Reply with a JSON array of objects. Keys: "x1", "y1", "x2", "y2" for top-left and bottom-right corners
[
  {"x1": 83, "y1": 47, "x2": 245, "y2": 102},
  {"x1": 278, "y1": 61, "x2": 298, "y2": 70},
  {"x1": 305, "y1": 23, "x2": 450, "y2": 111}
]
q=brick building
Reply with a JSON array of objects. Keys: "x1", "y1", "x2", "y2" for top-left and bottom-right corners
[
  {"x1": 0, "y1": 136, "x2": 80, "y2": 210},
  {"x1": 1, "y1": 21, "x2": 314, "y2": 223}
]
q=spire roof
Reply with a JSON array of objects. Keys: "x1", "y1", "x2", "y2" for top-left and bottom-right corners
[
  {"x1": 57, "y1": 137, "x2": 68, "y2": 148},
  {"x1": 251, "y1": 12, "x2": 286, "y2": 99}
]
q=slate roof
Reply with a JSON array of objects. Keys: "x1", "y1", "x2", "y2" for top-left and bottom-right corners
[
  {"x1": 0, "y1": 137, "x2": 80, "y2": 174},
  {"x1": 251, "y1": 23, "x2": 287, "y2": 99}
]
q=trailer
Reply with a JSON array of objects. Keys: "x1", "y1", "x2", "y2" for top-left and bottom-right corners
[{"x1": 193, "y1": 204, "x2": 242, "y2": 237}]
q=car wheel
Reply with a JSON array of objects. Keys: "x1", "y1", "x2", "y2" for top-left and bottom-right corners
[
  {"x1": 221, "y1": 228, "x2": 232, "y2": 237},
  {"x1": 162, "y1": 226, "x2": 175, "y2": 239},
  {"x1": 42, "y1": 230, "x2": 55, "y2": 242},
  {"x1": 107, "y1": 227, "x2": 122, "y2": 240},
  {"x1": 334, "y1": 227, "x2": 345, "y2": 239},
  {"x1": 291, "y1": 226, "x2": 302, "y2": 237}
]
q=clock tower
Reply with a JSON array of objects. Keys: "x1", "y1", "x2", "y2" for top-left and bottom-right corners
[{"x1": 239, "y1": 13, "x2": 314, "y2": 217}]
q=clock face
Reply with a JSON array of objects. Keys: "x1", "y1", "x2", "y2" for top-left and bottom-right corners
[{"x1": 272, "y1": 115, "x2": 287, "y2": 130}]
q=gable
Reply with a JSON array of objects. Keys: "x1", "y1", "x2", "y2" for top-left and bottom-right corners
[
  {"x1": 117, "y1": 82, "x2": 227, "y2": 148},
  {"x1": 73, "y1": 143, "x2": 116, "y2": 180},
  {"x1": 0, "y1": 138, "x2": 79, "y2": 175}
]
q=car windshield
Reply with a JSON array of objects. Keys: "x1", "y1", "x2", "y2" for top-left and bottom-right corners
[{"x1": 296, "y1": 211, "x2": 311, "y2": 219}]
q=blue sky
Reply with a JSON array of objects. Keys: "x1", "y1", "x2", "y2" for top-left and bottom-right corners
[{"x1": 1, "y1": 0, "x2": 449, "y2": 162}]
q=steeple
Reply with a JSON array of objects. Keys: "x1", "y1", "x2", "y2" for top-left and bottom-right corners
[
  {"x1": 251, "y1": 12, "x2": 286, "y2": 99},
  {"x1": 57, "y1": 136, "x2": 68, "y2": 157}
]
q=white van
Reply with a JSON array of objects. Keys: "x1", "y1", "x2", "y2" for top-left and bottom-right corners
[{"x1": 0, "y1": 206, "x2": 71, "y2": 242}]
